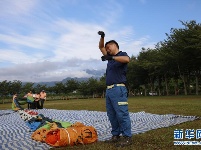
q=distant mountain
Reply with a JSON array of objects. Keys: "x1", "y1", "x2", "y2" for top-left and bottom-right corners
[
  {"x1": 32, "y1": 77, "x2": 91, "y2": 87},
  {"x1": 33, "y1": 81, "x2": 59, "y2": 87},
  {"x1": 32, "y1": 69, "x2": 105, "y2": 87},
  {"x1": 85, "y1": 69, "x2": 105, "y2": 76},
  {"x1": 61, "y1": 77, "x2": 89, "y2": 83}
]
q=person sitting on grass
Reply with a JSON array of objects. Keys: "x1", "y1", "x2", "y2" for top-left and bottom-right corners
[{"x1": 12, "y1": 93, "x2": 24, "y2": 111}]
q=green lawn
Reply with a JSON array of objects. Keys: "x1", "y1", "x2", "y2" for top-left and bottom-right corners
[{"x1": 0, "y1": 96, "x2": 201, "y2": 150}]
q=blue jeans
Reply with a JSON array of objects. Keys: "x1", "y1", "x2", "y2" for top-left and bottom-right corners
[
  {"x1": 106, "y1": 85, "x2": 132, "y2": 137},
  {"x1": 14, "y1": 99, "x2": 23, "y2": 109}
]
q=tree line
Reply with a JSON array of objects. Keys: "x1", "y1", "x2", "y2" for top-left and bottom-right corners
[
  {"x1": 0, "y1": 77, "x2": 106, "y2": 101},
  {"x1": 0, "y1": 20, "x2": 201, "y2": 101},
  {"x1": 127, "y1": 20, "x2": 201, "y2": 96}
]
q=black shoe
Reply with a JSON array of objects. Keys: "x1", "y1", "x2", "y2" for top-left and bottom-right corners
[
  {"x1": 115, "y1": 136, "x2": 132, "y2": 147},
  {"x1": 105, "y1": 135, "x2": 120, "y2": 143}
]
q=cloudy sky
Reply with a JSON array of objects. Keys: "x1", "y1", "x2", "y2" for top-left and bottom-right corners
[{"x1": 0, "y1": 0, "x2": 201, "y2": 82}]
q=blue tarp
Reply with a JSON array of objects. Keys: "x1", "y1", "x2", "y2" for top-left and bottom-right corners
[{"x1": 0, "y1": 109, "x2": 198, "y2": 150}]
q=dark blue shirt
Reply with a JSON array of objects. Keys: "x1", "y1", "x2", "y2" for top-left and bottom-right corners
[{"x1": 106, "y1": 51, "x2": 129, "y2": 86}]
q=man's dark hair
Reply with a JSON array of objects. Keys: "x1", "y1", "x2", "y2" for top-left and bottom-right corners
[{"x1": 105, "y1": 40, "x2": 119, "y2": 49}]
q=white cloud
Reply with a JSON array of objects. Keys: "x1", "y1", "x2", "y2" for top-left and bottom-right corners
[
  {"x1": 0, "y1": 18, "x2": 155, "y2": 82},
  {"x1": 0, "y1": 0, "x2": 37, "y2": 17},
  {"x1": 100, "y1": 1, "x2": 123, "y2": 26},
  {"x1": 0, "y1": 33, "x2": 50, "y2": 50},
  {"x1": 0, "y1": 0, "x2": 157, "y2": 82},
  {"x1": 50, "y1": 20, "x2": 103, "y2": 61},
  {"x1": 0, "y1": 58, "x2": 107, "y2": 82},
  {"x1": 0, "y1": 49, "x2": 35, "y2": 64}
]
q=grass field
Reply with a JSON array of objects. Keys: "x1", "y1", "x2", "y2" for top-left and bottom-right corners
[{"x1": 0, "y1": 95, "x2": 201, "y2": 150}]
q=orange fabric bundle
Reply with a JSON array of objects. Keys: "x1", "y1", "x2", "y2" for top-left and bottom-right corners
[
  {"x1": 46, "y1": 129, "x2": 60, "y2": 145},
  {"x1": 31, "y1": 122, "x2": 59, "y2": 142},
  {"x1": 45, "y1": 127, "x2": 82, "y2": 146},
  {"x1": 71, "y1": 122, "x2": 85, "y2": 127},
  {"x1": 81, "y1": 126, "x2": 98, "y2": 144},
  {"x1": 31, "y1": 128, "x2": 49, "y2": 142},
  {"x1": 45, "y1": 122, "x2": 98, "y2": 147}
]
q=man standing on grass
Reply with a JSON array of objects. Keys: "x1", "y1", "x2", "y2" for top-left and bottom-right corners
[
  {"x1": 40, "y1": 90, "x2": 46, "y2": 109},
  {"x1": 98, "y1": 31, "x2": 132, "y2": 147}
]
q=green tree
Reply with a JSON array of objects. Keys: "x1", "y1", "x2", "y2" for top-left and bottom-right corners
[
  {"x1": 64, "y1": 79, "x2": 79, "y2": 93},
  {"x1": 54, "y1": 82, "x2": 65, "y2": 94},
  {"x1": 164, "y1": 20, "x2": 201, "y2": 95},
  {"x1": 0, "y1": 80, "x2": 11, "y2": 103},
  {"x1": 21, "y1": 82, "x2": 34, "y2": 96},
  {"x1": 136, "y1": 48, "x2": 162, "y2": 95},
  {"x1": 87, "y1": 78, "x2": 99, "y2": 98},
  {"x1": 10, "y1": 80, "x2": 22, "y2": 95},
  {"x1": 97, "y1": 75, "x2": 106, "y2": 97},
  {"x1": 79, "y1": 81, "x2": 90, "y2": 96},
  {"x1": 34, "y1": 84, "x2": 47, "y2": 93}
]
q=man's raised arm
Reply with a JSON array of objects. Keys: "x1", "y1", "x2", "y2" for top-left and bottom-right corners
[{"x1": 98, "y1": 31, "x2": 107, "y2": 56}]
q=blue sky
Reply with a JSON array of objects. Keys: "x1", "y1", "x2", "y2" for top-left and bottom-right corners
[{"x1": 0, "y1": 0, "x2": 201, "y2": 82}]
